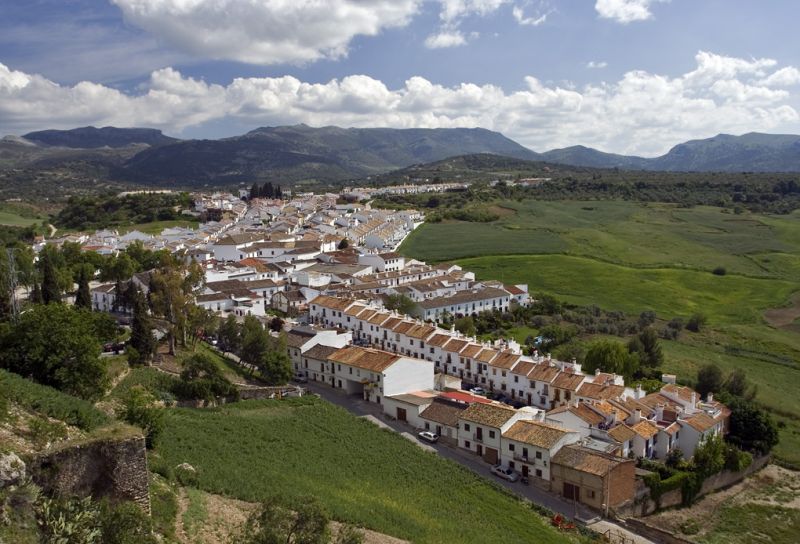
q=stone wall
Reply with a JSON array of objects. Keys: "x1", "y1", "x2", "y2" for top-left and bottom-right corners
[
  {"x1": 624, "y1": 518, "x2": 695, "y2": 544},
  {"x1": 28, "y1": 435, "x2": 150, "y2": 513}
]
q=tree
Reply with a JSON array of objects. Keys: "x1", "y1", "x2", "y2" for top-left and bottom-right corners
[
  {"x1": 218, "y1": 314, "x2": 241, "y2": 354},
  {"x1": 692, "y1": 433, "x2": 725, "y2": 478},
  {"x1": 695, "y1": 364, "x2": 724, "y2": 399},
  {"x1": 384, "y1": 294, "x2": 417, "y2": 316},
  {"x1": 240, "y1": 315, "x2": 269, "y2": 369},
  {"x1": 41, "y1": 250, "x2": 62, "y2": 304},
  {"x1": 174, "y1": 353, "x2": 237, "y2": 402},
  {"x1": 30, "y1": 280, "x2": 43, "y2": 304},
  {"x1": 120, "y1": 385, "x2": 164, "y2": 448},
  {"x1": 627, "y1": 328, "x2": 663, "y2": 370},
  {"x1": 724, "y1": 369, "x2": 755, "y2": 400},
  {"x1": 186, "y1": 305, "x2": 217, "y2": 350},
  {"x1": 583, "y1": 339, "x2": 639, "y2": 379},
  {"x1": 129, "y1": 289, "x2": 156, "y2": 365},
  {"x1": 0, "y1": 304, "x2": 107, "y2": 400},
  {"x1": 726, "y1": 397, "x2": 779, "y2": 454},
  {"x1": 686, "y1": 313, "x2": 707, "y2": 332},
  {"x1": 75, "y1": 266, "x2": 92, "y2": 309},
  {"x1": 454, "y1": 316, "x2": 476, "y2": 337},
  {"x1": 242, "y1": 496, "x2": 330, "y2": 544},
  {"x1": 250, "y1": 182, "x2": 260, "y2": 200},
  {"x1": 260, "y1": 333, "x2": 292, "y2": 385}
]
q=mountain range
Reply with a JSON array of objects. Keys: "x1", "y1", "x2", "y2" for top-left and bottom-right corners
[{"x1": 3, "y1": 125, "x2": 800, "y2": 188}]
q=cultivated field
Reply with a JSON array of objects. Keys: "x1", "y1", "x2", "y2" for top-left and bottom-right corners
[
  {"x1": 399, "y1": 200, "x2": 800, "y2": 466},
  {"x1": 152, "y1": 397, "x2": 581, "y2": 544}
]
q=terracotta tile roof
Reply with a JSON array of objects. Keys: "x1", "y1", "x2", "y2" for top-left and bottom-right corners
[
  {"x1": 440, "y1": 391, "x2": 493, "y2": 404},
  {"x1": 367, "y1": 312, "x2": 391, "y2": 325},
  {"x1": 328, "y1": 346, "x2": 399, "y2": 372},
  {"x1": 592, "y1": 372, "x2": 617, "y2": 385},
  {"x1": 460, "y1": 403, "x2": 517, "y2": 428},
  {"x1": 310, "y1": 295, "x2": 355, "y2": 311},
  {"x1": 661, "y1": 383, "x2": 697, "y2": 403},
  {"x1": 304, "y1": 344, "x2": 340, "y2": 361},
  {"x1": 380, "y1": 317, "x2": 403, "y2": 330},
  {"x1": 392, "y1": 321, "x2": 416, "y2": 334},
  {"x1": 460, "y1": 344, "x2": 482, "y2": 358},
  {"x1": 420, "y1": 398, "x2": 467, "y2": 427},
  {"x1": 598, "y1": 400, "x2": 631, "y2": 421},
  {"x1": 552, "y1": 372, "x2": 585, "y2": 391},
  {"x1": 662, "y1": 422, "x2": 681, "y2": 436},
  {"x1": 427, "y1": 333, "x2": 454, "y2": 348},
  {"x1": 406, "y1": 324, "x2": 437, "y2": 340},
  {"x1": 607, "y1": 424, "x2": 637, "y2": 443},
  {"x1": 639, "y1": 393, "x2": 682, "y2": 412},
  {"x1": 490, "y1": 351, "x2": 520, "y2": 370},
  {"x1": 631, "y1": 420, "x2": 660, "y2": 439},
  {"x1": 512, "y1": 360, "x2": 536, "y2": 376},
  {"x1": 503, "y1": 420, "x2": 574, "y2": 449},
  {"x1": 682, "y1": 412, "x2": 719, "y2": 432},
  {"x1": 357, "y1": 309, "x2": 378, "y2": 321},
  {"x1": 577, "y1": 382, "x2": 626, "y2": 401},
  {"x1": 442, "y1": 338, "x2": 469, "y2": 353},
  {"x1": 344, "y1": 304, "x2": 367, "y2": 317},
  {"x1": 528, "y1": 364, "x2": 560, "y2": 382},
  {"x1": 552, "y1": 445, "x2": 629, "y2": 476},
  {"x1": 476, "y1": 349, "x2": 499, "y2": 364}
]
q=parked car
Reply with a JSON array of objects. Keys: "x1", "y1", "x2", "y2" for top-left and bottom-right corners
[
  {"x1": 418, "y1": 431, "x2": 439, "y2": 443},
  {"x1": 293, "y1": 372, "x2": 308, "y2": 383},
  {"x1": 491, "y1": 464, "x2": 519, "y2": 482},
  {"x1": 470, "y1": 387, "x2": 487, "y2": 396}
]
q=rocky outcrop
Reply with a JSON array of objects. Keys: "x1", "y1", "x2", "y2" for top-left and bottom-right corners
[
  {"x1": 27, "y1": 435, "x2": 150, "y2": 513},
  {"x1": 0, "y1": 452, "x2": 26, "y2": 487}
]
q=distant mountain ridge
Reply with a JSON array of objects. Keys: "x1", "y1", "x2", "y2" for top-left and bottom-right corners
[
  {"x1": 23, "y1": 126, "x2": 178, "y2": 149},
  {"x1": 4, "y1": 126, "x2": 800, "y2": 188}
]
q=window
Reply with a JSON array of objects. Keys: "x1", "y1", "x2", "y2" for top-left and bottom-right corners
[
  {"x1": 465, "y1": 441, "x2": 471, "y2": 449},
  {"x1": 522, "y1": 447, "x2": 528, "y2": 458},
  {"x1": 589, "y1": 490, "x2": 596, "y2": 499},
  {"x1": 349, "y1": 367, "x2": 353, "y2": 374},
  {"x1": 464, "y1": 423, "x2": 471, "y2": 432},
  {"x1": 425, "y1": 422, "x2": 430, "y2": 430},
  {"x1": 509, "y1": 444, "x2": 515, "y2": 451},
  {"x1": 535, "y1": 469, "x2": 542, "y2": 478},
  {"x1": 430, "y1": 347, "x2": 434, "y2": 354},
  {"x1": 514, "y1": 376, "x2": 519, "y2": 383},
  {"x1": 535, "y1": 451, "x2": 542, "y2": 459},
  {"x1": 489, "y1": 430, "x2": 495, "y2": 439}
]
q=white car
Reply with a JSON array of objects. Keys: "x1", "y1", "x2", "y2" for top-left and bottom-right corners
[
  {"x1": 491, "y1": 465, "x2": 519, "y2": 482},
  {"x1": 470, "y1": 387, "x2": 487, "y2": 396},
  {"x1": 293, "y1": 372, "x2": 308, "y2": 383},
  {"x1": 418, "y1": 431, "x2": 439, "y2": 443}
]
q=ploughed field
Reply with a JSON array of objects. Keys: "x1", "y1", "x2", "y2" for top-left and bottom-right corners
[
  {"x1": 152, "y1": 397, "x2": 580, "y2": 544},
  {"x1": 399, "y1": 200, "x2": 800, "y2": 466}
]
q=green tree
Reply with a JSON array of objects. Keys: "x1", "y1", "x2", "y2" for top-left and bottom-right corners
[
  {"x1": 240, "y1": 315, "x2": 269, "y2": 369},
  {"x1": 384, "y1": 293, "x2": 417, "y2": 316},
  {"x1": 129, "y1": 289, "x2": 156, "y2": 365},
  {"x1": 41, "y1": 250, "x2": 62, "y2": 304},
  {"x1": 692, "y1": 433, "x2": 725, "y2": 478},
  {"x1": 120, "y1": 385, "x2": 164, "y2": 448},
  {"x1": 99, "y1": 500, "x2": 157, "y2": 544},
  {"x1": 30, "y1": 280, "x2": 44, "y2": 304},
  {"x1": 242, "y1": 497, "x2": 330, "y2": 544},
  {"x1": 724, "y1": 369, "x2": 755, "y2": 400},
  {"x1": 583, "y1": 339, "x2": 639, "y2": 379},
  {"x1": 726, "y1": 397, "x2": 779, "y2": 454},
  {"x1": 218, "y1": 314, "x2": 241, "y2": 354},
  {"x1": 174, "y1": 352, "x2": 237, "y2": 401},
  {"x1": 0, "y1": 304, "x2": 107, "y2": 400},
  {"x1": 75, "y1": 266, "x2": 92, "y2": 309},
  {"x1": 454, "y1": 316, "x2": 476, "y2": 337},
  {"x1": 686, "y1": 313, "x2": 707, "y2": 333},
  {"x1": 695, "y1": 364, "x2": 724, "y2": 399},
  {"x1": 260, "y1": 333, "x2": 292, "y2": 386}
]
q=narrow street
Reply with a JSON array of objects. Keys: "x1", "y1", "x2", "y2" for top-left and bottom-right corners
[{"x1": 302, "y1": 381, "x2": 655, "y2": 544}]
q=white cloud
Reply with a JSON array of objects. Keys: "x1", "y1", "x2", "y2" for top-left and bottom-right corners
[
  {"x1": 2, "y1": 51, "x2": 799, "y2": 156},
  {"x1": 512, "y1": 6, "x2": 549, "y2": 26},
  {"x1": 595, "y1": 0, "x2": 667, "y2": 24},
  {"x1": 424, "y1": 31, "x2": 468, "y2": 49},
  {"x1": 111, "y1": 0, "x2": 421, "y2": 65},
  {"x1": 587, "y1": 61, "x2": 608, "y2": 69},
  {"x1": 425, "y1": 0, "x2": 508, "y2": 48},
  {"x1": 760, "y1": 67, "x2": 800, "y2": 87}
]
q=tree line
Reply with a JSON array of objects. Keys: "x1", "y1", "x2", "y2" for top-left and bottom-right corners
[
  {"x1": 53, "y1": 191, "x2": 193, "y2": 231},
  {"x1": 249, "y1": 181, "x2": 284, "y2": 200}
]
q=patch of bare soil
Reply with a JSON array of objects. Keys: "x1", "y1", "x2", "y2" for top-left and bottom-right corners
[
  {"x1": 174, "y1": 488, "x2": 410, "y2": 544},
  {"x1": 764, "y1": 292, "x2": 800, "y2": 329},
  {"x1": 646, "y1": 464, "x2": 800, "y2": 541}
]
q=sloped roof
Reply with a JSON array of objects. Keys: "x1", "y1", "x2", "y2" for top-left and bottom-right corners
[
  {"x1": 552, "y1": 445, "x2": 629, "y2": 476},
  {"x1": 460, "y1": 402, "x2": 517, "y2": 428},
  {"x1": 681, "y1": 412, "x2": 718, "y2": 432},
  {"x1": 631, "y1": 420, "x2": 660, "y2": 439},
  {"x1": 304, "y1": 344, "x2": 340, "y2": 361},
  {"x1": 607, "y1": 424, "x2": 637, "y2": 443},
  {"x1": 503, "y1": 420, "x2": 575, "y2": 449},
  {"x1": 420, "y1": 398, "x2": 467, "y2": 427},
  {"x1": 328, "y1": 346, "x2": 399, "y2": 372}
]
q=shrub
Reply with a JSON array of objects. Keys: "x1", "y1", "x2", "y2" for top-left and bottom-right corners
[
  {"x1": 119, "y1": 386, "x2": 164, "y2": 449},
  {"x1": 686, "y1": 313, "x2": 707, "y2": 332},
  {"x1": 712, "y1": 266, "x2": 727, "y2": 276}
]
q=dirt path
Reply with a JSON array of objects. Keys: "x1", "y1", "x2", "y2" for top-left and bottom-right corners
[
  {"x1": 174, "y1": 487, "x2": 190, "y2": 544},
  {"x1": 764, "y1": 292, "x2": 800, "y2": 328}
]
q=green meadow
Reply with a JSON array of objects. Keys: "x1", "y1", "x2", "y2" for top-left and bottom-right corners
[
  {"x1": 153, "y1": 397, "x2": 579, "y2": 544},
  {"x1": 399, "y1": 200, "x2": 800, "y2": 466}
]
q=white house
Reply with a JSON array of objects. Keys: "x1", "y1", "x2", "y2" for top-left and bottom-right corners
[
  {"x1": 500, "y1": 419, "x2": 581, "y2": 487},
  {"x1": 457, "y1": 403, "x2": 539, "y2": 465}
]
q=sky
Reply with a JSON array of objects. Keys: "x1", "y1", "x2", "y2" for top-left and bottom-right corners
[{"x1": 1, "y1": 0, "x2": 800, "y2": 156}]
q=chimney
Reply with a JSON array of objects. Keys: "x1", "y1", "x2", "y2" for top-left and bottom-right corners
[
  {"x1": 633, "y1": 409, "x2": 642, "y2": 424},
  {"x1": 595, "y1": 368, "x2": 601, "y2": 376},
  {"x1": 635, "y1": 383, "x2": 643, "y2": 400},
  {"x1": 690, "y1": 392, "x2": 697, "y2": 408},
  {"x1": 656, "y1": 403, "x2": 664, "y2": 422},
  {"x1": 708, "y1": 393, "x2": 714, "y2": 403}
]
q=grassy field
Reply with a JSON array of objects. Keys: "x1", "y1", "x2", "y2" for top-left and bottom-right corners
[
  {"x1": 153, "y1": 397, "x2": 579, "y2": 544},
  {"x1": 399, "y1": 200, "x2": 800, "y2": 466}
]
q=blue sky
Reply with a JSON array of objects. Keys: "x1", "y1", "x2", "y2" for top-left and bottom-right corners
[{"x1": 1, "y1": 0, "x2": 799, "y2": 155}]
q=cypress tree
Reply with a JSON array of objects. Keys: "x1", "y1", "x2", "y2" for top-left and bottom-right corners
[
  {"x1": 30, "y1": 281, "x2": 44, "y2": 305},
  {"x1": 249, "y1": 182, "x2": 259, "y2": 199},
  {"x1": 75, "y1": 267, "x2": 92, "y2": 309},
  {"x1": 41, "y1": 253, "x2": 61, "y2": 304},
  {"x1": 129, "y1": 289, "x2": 156, "y2": 365}
]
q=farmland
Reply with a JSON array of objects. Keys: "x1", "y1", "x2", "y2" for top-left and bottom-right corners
[
  {"x1": 399, "y1": 200, "x2": 800, "y2": 466},
  {"x1": 152, "y1": 397, "x2": 580, "y2": 544}
]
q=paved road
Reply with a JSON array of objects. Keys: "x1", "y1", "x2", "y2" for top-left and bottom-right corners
[{"x1": 303, "y1": 381, "x2": 654, "y2": 543}]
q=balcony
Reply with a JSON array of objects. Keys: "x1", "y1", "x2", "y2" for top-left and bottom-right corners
[
  {"x1": 513, "y1": 453, "x2": 532, "y2": 463},
  {"x1": 472, "y1": 433, "x2": 484, "y2": 443}
]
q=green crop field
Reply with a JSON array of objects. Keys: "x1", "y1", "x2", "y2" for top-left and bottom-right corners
[
  {"x1": 153, "y1": 397, "x2": 579, "y2": 544},
  {"x1": 399, "y1": 200, "x2": 800, "y2": 466}
]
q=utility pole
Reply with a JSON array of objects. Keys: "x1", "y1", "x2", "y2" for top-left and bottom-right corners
[{"x1": 6, "y1": 248, "x2": 19, "y2": 323}]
